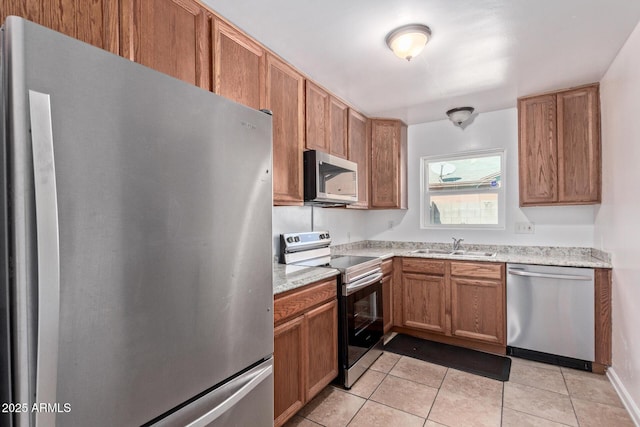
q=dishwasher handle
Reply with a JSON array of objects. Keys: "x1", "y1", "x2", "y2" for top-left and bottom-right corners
[{"x1": 507, "y1": 269, "x2": 592, "y2": 281}]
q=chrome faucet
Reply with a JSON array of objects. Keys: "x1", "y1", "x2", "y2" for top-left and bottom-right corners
[{"x1": 452, "y1": 237, "x2": 464, "y2": 251}]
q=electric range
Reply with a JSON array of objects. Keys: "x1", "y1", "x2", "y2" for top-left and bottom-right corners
[{"x1": 280, "y1": 231, "x2": 384, "y2": 388}]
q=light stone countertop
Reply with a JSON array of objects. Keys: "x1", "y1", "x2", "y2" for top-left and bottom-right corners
[
  {"x1": 333, "y1": 241, "x2": 612, "y2": 269},
  {"x1": 273, "y1": 241, "x2": 611, "y2": 295},
  {"x1": 273, "y1": 262, "x2": 339, "y2": 295}
]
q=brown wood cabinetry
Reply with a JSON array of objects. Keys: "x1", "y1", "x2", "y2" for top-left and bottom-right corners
[
  {"x1": 518, "y1": 83, "x2": 601, "y2": 206},
  {"x1": 403, "y1": 272, "x2": 448, "y2": 334},
  {"x1": 450, "y1": 261, "x2": 505, "y2": 345},
  {"x1": 121, "y1": 0, "x2": 211, "y2": 90},
  {"x1": 305, "y1": 81, "x2": 349, "y2": 158},
  {"x1": 347, "y1": 109, "x2": 370, "y2": 209},
  {"x1": 381, "y1": 259, "x2": 394, "y2": 333},
  {"x1": 1, "y1": 0, "x2": 119, "y2": 53},
  {"x1": 329, "y1": 97, "x2": 349, "y2": 158},
  {"x1": 265, "y1": 54, "x2": 306, "y2": 206},
  {"x1": 401, "y1": 258, "x2": 448, "y2": 334},
  {"x1": 370, "y1": 119, "x2": 408, "y2": 209},
  {"x1": 305, "y1": 81, "x2": 329, "y2": 152},
  {"x1": 398, "y1": 257, "x2": 506, "y2": 353},
  {"x1": 213, "y1": 19, "x2": 264, "y2": 109},
  {"x1": 273, "y1": 278, "x2": 338, "y2": 426},
  {"x1": 273, "y1": 316, "x2": 305, "y2": 425},
  {"x1": 306, "y1": 301, "x2": 338, "y2": 398},
  {"x1": 594, "y1": 268, "x2": 612, "y2": 372}
]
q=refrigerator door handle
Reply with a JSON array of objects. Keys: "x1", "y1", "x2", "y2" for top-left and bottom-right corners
[
  {"x1": 29, "y1": 90, "x2": 61, "y2": 425},
  {"x1": 185, "y1": 364, "x2": 273, "y2": 427}
]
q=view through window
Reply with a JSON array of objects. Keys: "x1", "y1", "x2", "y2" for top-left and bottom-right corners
[{"x1": 421, "y1": 149, "x2": 505, "y2": 228}]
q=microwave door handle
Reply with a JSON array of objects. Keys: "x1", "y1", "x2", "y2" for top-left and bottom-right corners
[{"x1": 344, "y1": 272, "x2": 384, "y2": 296}]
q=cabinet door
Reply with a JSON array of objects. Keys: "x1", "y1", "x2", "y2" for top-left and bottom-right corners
[
  {"x1": 329, "y1": 97, "x2": 349, "y2": 158},
  {"x1": 371, "y1": 119, "x2": 407, "y2": 209},
  {"x1": 450, "y1": 277, "x2": 504, "y2": 344},
  {"x1": 402, "y1": 273, "x2": 448, "y2": 334},
  {"x1": 121, "y1": 0, "x2": 211, "y2": 90},
  {"x1": 305, "y1": 81, "x2": 329, "y2": 152},
  {"x1": 274, "y1": 316, "x2": 305, "y2": 427},
  {"x1": 305, "y1": 300, "x2": 338, "y2": 400},
  {"x1": 347, "y1": 110, "x2": 369, "y2": 209},
  {"x1": 1, "y1": 0, "x2": 119, "y2": 54},
  {"x1": 0, "y1": 0, "x2": 42, "y2": 27},
  {"x1": 382, "y1": 274, "x2": 393, "y2": 334},
  {"x1": 518, "y1": 94, "x2": 558, "y2": 205},
  {"x1": 213, "y1": 19, "x2": 264, "y2": 109},
  {"x1": 264, "y1": 54, "x2": 305, "y2": 205},
  {"x1": 557, "y1": 85, "x2": 601, "y2": 203}
]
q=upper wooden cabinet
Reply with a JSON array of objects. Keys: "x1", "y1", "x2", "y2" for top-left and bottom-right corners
[
  {"x1": 213, "y1": 19, "x2": 264, "y2": 109},
  {"x1": 305, "y1": 81, "x2": 329, "y2": 152},
  {"x1": 518, "y1": 83, "x2": 601, "y2": 206},
  {"x1": 347, "y1": 109, "x2": 369, "y2": 209},
  {"x1": 264, "y1": 54, "x2": 305, "y2": 206},
  {"x1": 329, "y1": 97, "x2": 349, "y2": 158},
  {"x1": 121, "y1": 0, "x2": 212, "y2": 90},
  {"x1": 305, "y1": 81, "x2": 349, "y2": 158},
  {"x1": 1, "y1": 0, "x2": 119, "y2": 54},
  {"x1": 370, "y1": 119, "x2": 408, "y2": 209}
]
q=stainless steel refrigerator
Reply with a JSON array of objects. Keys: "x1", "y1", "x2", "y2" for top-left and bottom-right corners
[{"x1": 0, "y1": 17, "x2": 274, "y2": 427}]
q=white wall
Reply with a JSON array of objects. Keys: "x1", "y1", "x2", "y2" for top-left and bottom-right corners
[
  {"x1": 272, "y1": 206, "x2": 369, "y2": 255},
  {"x1": 596, "y1": 19, "x2": 640, "y2": 421},
  {"x1": 366, "y1": 108, "x2": 596, "y2": 247}
]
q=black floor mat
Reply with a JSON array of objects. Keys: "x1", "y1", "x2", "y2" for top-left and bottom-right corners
[{"x1": 385, "y1": 334, "x2": 511, "y2": 381}]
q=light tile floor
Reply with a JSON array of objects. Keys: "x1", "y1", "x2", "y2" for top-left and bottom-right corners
[{"x1": 284, "y1": 352, "x2": 635, "y2": 427}]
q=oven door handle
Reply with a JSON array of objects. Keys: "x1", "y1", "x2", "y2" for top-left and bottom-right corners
[{"x1": 344, "y1": 272, "x2": 384, "y2": 296}]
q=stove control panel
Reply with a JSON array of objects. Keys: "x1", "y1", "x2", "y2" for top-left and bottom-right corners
[{"x1": 280, "y1": 231, "x2": 331, "y2": 254}]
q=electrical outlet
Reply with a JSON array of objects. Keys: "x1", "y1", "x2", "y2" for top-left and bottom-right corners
[
  {"x1": 347, "y1": 231, "x2": 351, "y2": 242},
  {"x1": 388, "y1": 220, "x2": 394, "y2": 229},
  {"x1": 515, "y1": 222, "x2": 535, "y2": 234}
]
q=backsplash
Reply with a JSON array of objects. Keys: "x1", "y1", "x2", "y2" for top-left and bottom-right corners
[{"x1": 331, "y1": 239, "x2": 610, "y2": 262}]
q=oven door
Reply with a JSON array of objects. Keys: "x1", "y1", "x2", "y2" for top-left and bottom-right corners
[{"x1": 344, "y1": 278, "x2": 383, "y2": 367}]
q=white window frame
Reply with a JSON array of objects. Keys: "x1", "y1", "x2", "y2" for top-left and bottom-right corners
[{"x1": 420, "y1": 148, "x2": 506, "y2": 229}]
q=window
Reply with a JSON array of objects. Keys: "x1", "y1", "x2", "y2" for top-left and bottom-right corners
[{"x1": 420, "y1": 149, "x2": 505, "y2": 229}]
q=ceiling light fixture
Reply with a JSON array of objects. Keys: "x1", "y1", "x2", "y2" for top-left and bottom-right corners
[
  {"x1": 446, "y1": 107, "x2": 475, "y2": 126},
  {"x1": 385, "y1": 24, "x2": 432, "y2": 61}
]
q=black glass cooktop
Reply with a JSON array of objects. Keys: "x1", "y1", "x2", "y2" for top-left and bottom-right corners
[{"x1": 293, "y1": 255, "x2": 378, "y2": 271}]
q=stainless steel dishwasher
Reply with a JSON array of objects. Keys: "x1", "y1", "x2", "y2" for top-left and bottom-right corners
[{"x1": 506, "y1": 263, "x2": 595, "y2": 370}]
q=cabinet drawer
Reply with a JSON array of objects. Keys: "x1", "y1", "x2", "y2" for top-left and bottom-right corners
[
  {"x1": 381, "y1": 258, "x2": 394, "y2": 276},
  {"x1": 402, "y1": 258, "x2": 445, "y2": 275},
  {"x1": 450, "y1": 261, "x2": 503, "y2": 280},
  {"x1": 274, "y1": 278, "x2": 337, "y2": 324}
]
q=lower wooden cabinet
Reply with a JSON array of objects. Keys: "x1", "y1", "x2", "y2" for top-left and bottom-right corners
[
  {"x1": 273, "y1": 278, "x2": 338, "y2": 426},
  {"x1": 399, "y1": 258, "x2": 506, "y2": 352},
  {"x1": 403, "y1": 272, "x2": 448, "y2": 334},
  {"x1": 306, "y1": 301, "x2": 338, "y2": 398},
  {"x1": 273, "y1": 316, "x2": 305, "y2": 424},
  {"x1": 381, "y1": 259, "x2": 394, "y2": 333}
]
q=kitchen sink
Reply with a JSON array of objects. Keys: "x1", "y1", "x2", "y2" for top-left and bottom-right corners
[
  {"x1": 411, "y1": 249, "x2": 497, "y2": 258},
  {"x1": 450, "y1": 250, "x2": 497, "y2": 258},
  {"x1": 411, "y1": 249, "x2": 451, "y2": 255}
]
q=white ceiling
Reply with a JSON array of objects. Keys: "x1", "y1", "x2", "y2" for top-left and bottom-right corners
[{"x1": 203, "y1": 0, "x2": 640, "y2": 125}]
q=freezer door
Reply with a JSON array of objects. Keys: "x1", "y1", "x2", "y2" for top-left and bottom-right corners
[
  {"x1": 155, "y1": 358, "x2": 273, "y2": 427},
  {"x1": 5, "y1": 18, "x2": 273, "y2": 426}
]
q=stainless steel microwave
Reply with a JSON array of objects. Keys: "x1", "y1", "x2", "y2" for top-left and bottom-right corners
[{"x1": 304, "y1": 150, "x2": 358, "y2": 205}]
